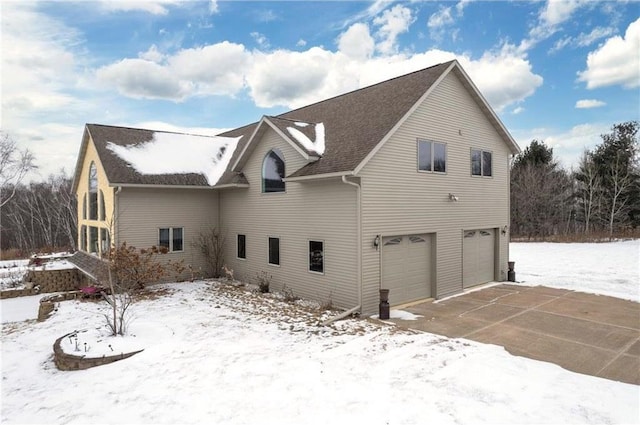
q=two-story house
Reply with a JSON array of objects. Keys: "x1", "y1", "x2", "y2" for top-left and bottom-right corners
[{"x1": 72, "y1": 60, "x2": 520, "y2": 315}]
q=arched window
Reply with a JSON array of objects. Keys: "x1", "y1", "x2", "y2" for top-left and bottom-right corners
[
  {"x1": 262, "y1": 149, "x2": 285, "y2": 193},
  {"x1": 89, "y1": 162, "x2": 98, "y2": 220}
]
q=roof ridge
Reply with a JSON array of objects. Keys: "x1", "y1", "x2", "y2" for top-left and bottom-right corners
[
  {"x1": 276, "y1": 60, "x2": 454, "y2": 118},
  {"x1": 87, "y1": 123, "x2": 220, "y2": 138}
]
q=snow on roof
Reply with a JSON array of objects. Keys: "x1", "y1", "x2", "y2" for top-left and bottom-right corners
[
  {"x1": 294, "y1": 122, "x2": 309, "y2": 127},
  {"x1": 106, "y1": 132, "x2": 242, "y2": 186},
  {"x1": 286, "y1": 123, "x2": 325, "y2": 155}
]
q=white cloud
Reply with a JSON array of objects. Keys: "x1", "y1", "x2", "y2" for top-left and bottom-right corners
[
  {"x1": 296, "y1": 39, "x2": 307, "y2": 47},
  {"x1": 97, "y1": 41, "x2": 250, "y2": 99},
  {"x1": 139, "y1": 44, "x2": 165, "y2": 63},
  {"x1": 540, "y1": 0, "x2": 582, "y2": 27},
  {"x1": 97, "y1": 58, "x2": 190, "y2": 100},
  {"x1": 550, "y1": 26, "x2": 616, "y2": 53},
  {"x1": 512, "y1": 106, "x2": 525, "y2": 115},
  {"x1": 575, "y1": 99, "x2": 606, "y2": 109},
  {"x1": 578, "y1": 18, "x2": 640, "y2": 89},
  {"x1": 521, "y1": 0, "x2": 588, "y2": 52},
  {"x1": 373, "y1": 5, "x2": 415, "y2": 55},
  {"x1": 337, "y1": 23, "x2": 375, "y2": 60},
  {"x1": 246, "y1": 48, "x2": 336, "y2": 108},
  {"x1": 513, "y1": 123, "x2": 610, "y2": 169},
  {"x1": 96, "y1": 0, "x2": 182, "y2": 15},
  {"x1": 250, "y1": 32, "x2": 269, "y2": 49},
  {"x1": 427, "y1": 6, "x2": 454, "y2": 31},
  {"x1": 209, "y1": 0, "x2": 218, "y2": 14}
]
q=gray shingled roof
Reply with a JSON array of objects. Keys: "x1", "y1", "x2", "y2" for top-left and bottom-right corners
[{"x1": 76, "y1": 60, "x2": 516, "y2": 188}]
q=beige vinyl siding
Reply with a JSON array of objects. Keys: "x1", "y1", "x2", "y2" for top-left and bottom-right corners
[
  {"x1": 220, "y1": 127, "x2": 358, "y2": 309},
  {"x1": 359, "y1": 71, "x2": 511, "y2": 314},
  {"x1": 116, "y1": 187, "x2": 218, "y2": 280}
]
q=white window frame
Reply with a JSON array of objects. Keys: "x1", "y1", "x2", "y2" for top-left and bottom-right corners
[
  {"x1": 471, "y1": 148, "x2": 493, "y2": 178},
  {"x1": 237, "y1": 234, "x2": 246, "y2": 260},
  {"x1": 308, "y1": 240, "x2": 325, "y2": 275},
  {"x1": 268, "y1": 236, "x2": 280, "y2": 267},
  {"x1": 417, "y1": 139, "x2": 447, "y2": 174},
  {"x1": 159, "y1": 227, "x2": 184, "y2": 253}
]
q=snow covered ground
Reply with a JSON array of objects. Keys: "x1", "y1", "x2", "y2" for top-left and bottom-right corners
[
  {"x1": 1, "y1": 242, "x2": 639, "y2": 424},
  {"x1": 511, "y1": 239, "x2": 639, "y2": 302}
]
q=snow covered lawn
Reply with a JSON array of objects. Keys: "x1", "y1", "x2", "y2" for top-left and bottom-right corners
[
  {"x1": 511, "y1": 239, "x2": 640, "y2": 302},
  {"x1": 2, "y1": 278, "x2": 638, "y2": 424}
]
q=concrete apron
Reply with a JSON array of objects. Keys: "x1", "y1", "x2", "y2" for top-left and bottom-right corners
[{"x1": 386, "y1": 284, "x2": 640, "y2": 385}]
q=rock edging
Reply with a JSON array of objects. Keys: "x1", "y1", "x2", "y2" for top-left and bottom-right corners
[{"x1": 53, "y1": 332, "x2": 144, "y2": 371}]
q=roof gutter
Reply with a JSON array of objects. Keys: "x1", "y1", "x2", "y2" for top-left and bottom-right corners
[
  {"x1": 108, "y1": 183, "x2": 216, "y2": 190},
  {"x1": 285, "y1": 171, "x2": 353, "y2": 182},
  {"x1": 341, "y1": 175, "x2": 362, "y2": 314}
]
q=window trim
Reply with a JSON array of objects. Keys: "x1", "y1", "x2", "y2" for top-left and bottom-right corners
[
  {"x1": 237, "y1": 234, "x2": 246, "y2": 260},
  {"x1": 267, "y1": 236, "x2": 280, "y2": 267},
  {"x1": 417, "y1": 139, "x2": 447, "y2": 174},
  {"x1": 261, "y1": 149, "x2": 286, "y2": 194},
  {"x1": 158, "y1": 227, "x2": 184, "y2": 253},
  {"x1": 308, "y1": 239, "x2": 325, "y2": 275},
  {"x1": 471, "y1": 148, "x2": 493, "y2": 178}
]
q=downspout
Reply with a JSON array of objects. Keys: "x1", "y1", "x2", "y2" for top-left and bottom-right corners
[
  {"x1": 341, "y1": 175, "x2": 362, "y2": 314},
  {"x1": 114, "y1": 186, "x2": 122, "y2": 247}
]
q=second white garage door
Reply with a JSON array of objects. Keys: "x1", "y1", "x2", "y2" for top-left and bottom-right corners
[
  {"x1": 463, "y1": 228, "x2": 495, "y2": 289},
  {"x1": 381, "y1": 234, "x2": 432, "y2": 306}
]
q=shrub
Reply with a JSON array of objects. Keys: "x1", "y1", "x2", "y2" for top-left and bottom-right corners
[{"x1": 256, "y1": 271, "x2": 271, "y2": 293}]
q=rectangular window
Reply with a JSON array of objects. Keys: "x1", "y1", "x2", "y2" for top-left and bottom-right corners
[
  {"x1": 237, "y1": 234, "x2": 246, "y2": 259},
  {"x1": 100, "y1": 228, "x2": 110, "y2": 255},
  {"x1": 268, "y1": 237, "x2": 280, "y2": 266},
  {"x1": 471, "y1": 149, "x2": 492, "y2": 177},
  {"x1": 418, "y1": 140, "x2": 446, "y2": 173},
  {"x1": 89, "y1": 227, "x2": 98, "y2": 253},
  {"x1": 80, "y1": 225, "x2": 87, "y2": 252},
  {"x1": 309, "y1": 241, "x2": 324, "y2": 274},
  {"x1": 89, "y1": 192, "x2": 98, "y2": 220},
  {"x1": 159, "y1": 227, "x2": 183, "y2": 252}
]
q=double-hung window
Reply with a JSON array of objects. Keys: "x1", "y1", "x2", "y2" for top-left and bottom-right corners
[
  {"x1": 417, "y1": 140, "x2": 446, "y2": 173},
  {"x1": 159, "y1": 227, "x2": 184, "y2": 252},
  {"x1": 471, "y1": 149, "x2": 492, "y2": 177}
]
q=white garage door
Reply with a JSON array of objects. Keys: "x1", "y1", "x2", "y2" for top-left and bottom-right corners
[
  {"x1": 463, "y1": 228, "x2": 495, "y2": 289},
  {"x1": 381, "y1": 234, "x2": 432, "y2": 306}
]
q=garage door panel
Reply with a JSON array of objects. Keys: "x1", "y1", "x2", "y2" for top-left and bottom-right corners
[
  {"x1": 463, "y1": 228, "x2": 495, "y2": 289},
  {"x1": 382, "y1": 234, "x2": 432, "y2": 306}
]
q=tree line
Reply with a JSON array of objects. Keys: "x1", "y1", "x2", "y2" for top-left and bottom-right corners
[
  {"x1": 511, "y1": 121, "x2": 639, "y2": 240},
  {"x1": 1, "y1": 132, "x2": 77, "y2": 256},
  {"x1": 1, "y1": 122, "x2": 638, "y2": 257}
]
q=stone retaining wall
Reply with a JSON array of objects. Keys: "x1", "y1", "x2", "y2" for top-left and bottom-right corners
[
  {"x1": 53, "y1": 332, "x2": 143, "y2": 371},
  {"x1": 26, "y1": 269, "x2": 82, "y2": 293},
  {"x1": 37, "y1": 292, "x2": 83, "y2": 322},
  {"x1": 0, "y1": 288, "x2": 39, "y2": 299}
]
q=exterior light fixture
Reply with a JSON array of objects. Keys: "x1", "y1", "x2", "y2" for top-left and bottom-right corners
[{"x1": 448, "y1": 193, "x2": 459, "y2": 202}]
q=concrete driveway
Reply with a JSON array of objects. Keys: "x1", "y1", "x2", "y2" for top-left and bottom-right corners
[{"x1": 387, "y1": 284, "x2": 640, "y2": 385}]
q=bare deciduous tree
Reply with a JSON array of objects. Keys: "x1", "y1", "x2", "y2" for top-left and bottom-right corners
[
  {"x1": 0, "y1": 132, "x2": 37, "y2": 208},
  {"x1": 193, "y1": 228, "x2": 225, "y2": 277}
]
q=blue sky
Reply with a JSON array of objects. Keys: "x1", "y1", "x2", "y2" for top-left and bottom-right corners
[{"x1": 2, "y1": 1, "x2": 639, "y2": 180}]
